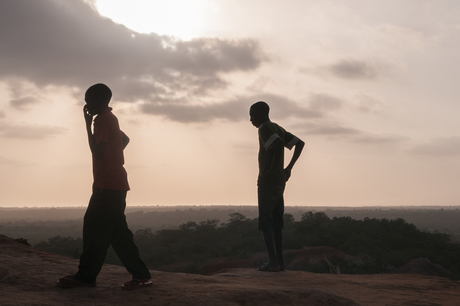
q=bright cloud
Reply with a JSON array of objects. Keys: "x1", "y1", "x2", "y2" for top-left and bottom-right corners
[{"x1": 0, "y1": 0, "x2": 266, "y2": 121}]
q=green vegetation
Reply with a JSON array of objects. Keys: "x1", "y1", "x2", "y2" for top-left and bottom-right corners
[
  {"x1": 4, "y1": 206, "x2": 460, "y2": 243},
  {"x1": 35, "y1": 236, "x2": 83, "y2": 259},
  {"x1": 32, "y1": 211, "x2": 460, "y2": 277},
  {"x1": 286, "y1": 212, "x2": 460, "y2": 276}
]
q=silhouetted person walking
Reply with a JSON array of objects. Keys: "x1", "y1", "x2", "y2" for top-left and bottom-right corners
[
  {"x1": 57, "y1": 83, "x2": 152, "y2": 289},
  {"x1": 250, "y1": 101, "x2": 304, "y2": 271}
]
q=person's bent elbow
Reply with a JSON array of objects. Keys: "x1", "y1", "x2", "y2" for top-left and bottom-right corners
[
  {"x1": 122, "y1": 132, "x2": 130, "y2": 149},
  {"x1": 297, "y1": 139, "x2": 305, "y2": 150}
]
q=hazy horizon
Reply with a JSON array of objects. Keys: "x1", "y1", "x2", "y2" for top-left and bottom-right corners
[
  {"x1": 1, "y1": 1, "x2": 460, "y2": 208},
  {"x1": 1, "y1": 204, "x2": 459, "y2": 209}
]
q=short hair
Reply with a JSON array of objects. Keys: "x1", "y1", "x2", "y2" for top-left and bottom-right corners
[
  {"x1": 86, "y1": 83, "x2": 112, "y2": 104},
  {"x1": 250, "y1": 101, "x2": 270, "y2": 116}
]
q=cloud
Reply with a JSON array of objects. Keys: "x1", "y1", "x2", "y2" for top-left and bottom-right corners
[
  {"x1": 353, "y1": 134, "x2": 407, "y2": 144},
  {"x1": 328, "y1": 59, "x2": 378, "y2": 79},
  {"x1": 0, "y1": 123, "x2": 68, "y2": 140},
  {"x1": 6, "y1": 81, "x2": 43, "y2": 110},
  {"x1": 306, "y1": 123, "x2": 360, "y2": 136},
  {"x1": 0, "y1": 0, "x2": 266, "y2": 103},
  {"x1": 309, "y1": 93, "x2": 343, "y2": 111},
  {"x1": 140, "y1": 93, "x2": 322, "y2": 123},
  {"x1": 300, "y1": 58, "x2": 386, "y2": 81},
  {"x1": 0, "y1": 110, "x2": 6, "y2": 119},
  {"x1": 10, "y1": 96, "x2": 41, "y2": 110},
  {"x1": 409, "y1": 137, "x2": 460, "y2": 156},
  {"x1": 293, "y1": 120, "x2": 361, "y2": 136},
  {"x1": 353, "y1": 93, "x2": 384, "y2": 113},
  {"x1": 292, "y1": 119, "x2": 407, "y2": 147},
  {"x1": 303, "y1": 91, "x2": 383, "y2": 114}
]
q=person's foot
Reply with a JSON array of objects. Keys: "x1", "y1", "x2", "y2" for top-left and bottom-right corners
[
  {"x1": 279, "y1": 264, "x2": 286, "y2": 271},
  {"x1": 121, "y1": 278, "x2": 153, "y2": 290},
  {"x1": 56, "y1": 275, "x2": 96, "y2": 288},
  {"x1": 257, "y1": 262, "x2": 280, "y2": 272}
]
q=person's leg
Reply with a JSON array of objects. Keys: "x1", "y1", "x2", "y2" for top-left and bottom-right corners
[
  {"x1": 262, "y1": 230, "x2": 278, "y2": 266},
  {"x1": 273, "y1": 229, "x2": 284, "y2": 271},
  {"x1": 272, "y1": 186, "x2": 285, "y2": 271},
  {"x1": 110, "y1": 193, "x2": 151, "y2": 280},
  {"x1": 258, "y1": 185, "x2": 282, "y2": 271},
  {"x1": 75, "y1": 188, "x2": 123, "y2": 283}
]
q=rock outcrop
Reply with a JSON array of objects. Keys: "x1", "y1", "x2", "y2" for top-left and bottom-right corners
[
  {"x1": 1, "y1": 234, "x2": 460, "y2": 305},
  {"x1": 392, "y1": 257, "x2": 457, "y2": 279}
]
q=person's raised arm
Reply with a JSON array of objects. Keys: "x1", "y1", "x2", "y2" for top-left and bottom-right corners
[
  {"x1": 284, "y1": 139, "x2": 304, "y2": 182},
  {"x1": 83, "y1": 105, "x2": 106, "y2": 159}
]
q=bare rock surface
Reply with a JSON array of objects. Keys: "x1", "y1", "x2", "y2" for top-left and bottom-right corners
[
  {"x1": 392, "y1": 257, "x2": 458, "y2": 279},
  {"x1": 201, "y1": 246, "x2": 364, "y2": 275},
  {"x1": 1, "y1": 234, "x2": 460, "y2": 306}
]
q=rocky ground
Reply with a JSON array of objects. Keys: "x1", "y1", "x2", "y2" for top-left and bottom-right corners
[{"x1": 1, "y1": 234, "x2": 460, "y2": 306}]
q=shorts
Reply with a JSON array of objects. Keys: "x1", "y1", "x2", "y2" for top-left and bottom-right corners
[{"x1": 257, "y1": 184, "x2": 285, "y2": 231}]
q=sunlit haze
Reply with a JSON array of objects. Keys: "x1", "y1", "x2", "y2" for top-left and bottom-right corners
[
  {"x1": 1, "y1": 0, "x2": 460, "y2": 207},
  {"x1": 95, "y1": 0, "x2": 209, "y2": 39}
]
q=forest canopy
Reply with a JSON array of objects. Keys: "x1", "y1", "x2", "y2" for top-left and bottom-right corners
[{"x1": 32, "y1": 211, "x2": 460, "y2": 278}]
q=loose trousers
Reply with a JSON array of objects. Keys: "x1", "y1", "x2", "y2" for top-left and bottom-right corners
[{"x1": 75, "y1": 188, "x2": 151, "y2": 283}]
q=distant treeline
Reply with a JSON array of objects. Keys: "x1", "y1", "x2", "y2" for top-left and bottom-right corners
[
  {"x1": 34, "y1": 212, "x2": 460, "y2": 278},
  {"x1": 2, "y1": 206, "x2": 460, "y2": 244}
]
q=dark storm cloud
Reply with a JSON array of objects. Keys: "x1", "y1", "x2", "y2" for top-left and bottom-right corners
[
  {"x1": 0, "y1": 0, "x2": 266, "y2": 106},
  {"x1": 0, "y1": 123, "x2": 68, "y2": 140},
  {"x1": 409, "y1": 137, "x2": 460, "y2": 156},
  {"x1": 140, "y1": 93, "x2": 322, "y2": 123}
]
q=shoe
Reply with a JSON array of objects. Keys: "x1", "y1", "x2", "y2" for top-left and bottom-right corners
[
  {"x1": 121, "y1": 279, "x2": 153, "y2": 290},
  {"x1": 256, "y1": 262, "x2": 280, "y2": 272}
]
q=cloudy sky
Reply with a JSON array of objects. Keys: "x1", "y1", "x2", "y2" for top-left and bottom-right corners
[{"x1": 1, "y1": 0, "x2": 460, "y2": 207}]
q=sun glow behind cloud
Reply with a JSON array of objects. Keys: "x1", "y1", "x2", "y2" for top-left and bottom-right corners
[
  {"x1": 95, "y1": 0, "x2": 209, "y2": 40},
  {"x1": 2, "y1": 0, "x2": 460, "y2": 207}
]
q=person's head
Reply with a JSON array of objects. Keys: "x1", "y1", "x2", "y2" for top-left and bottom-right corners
[
  {"x1": 85, "y1": 83, "x2": 112, "y2": 115},
  {"x1": 249, "y1": 101, "x2": 270, "y2": 128}
]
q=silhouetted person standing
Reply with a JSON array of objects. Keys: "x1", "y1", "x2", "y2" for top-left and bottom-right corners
[
  {"x1": 57, "y1": 83, "x2": 151, "y2": 289},
  {"x1": 250, "y1": 101, "x2": 304, "y2": 271}
]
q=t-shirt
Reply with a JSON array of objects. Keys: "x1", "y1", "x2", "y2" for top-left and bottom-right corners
[
  {"x1": 92, "y1": 107, "x2": 130, "y2": 191},
  {"x1": 258, "y1": 121, "x2": 299, "y2": 186}
]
